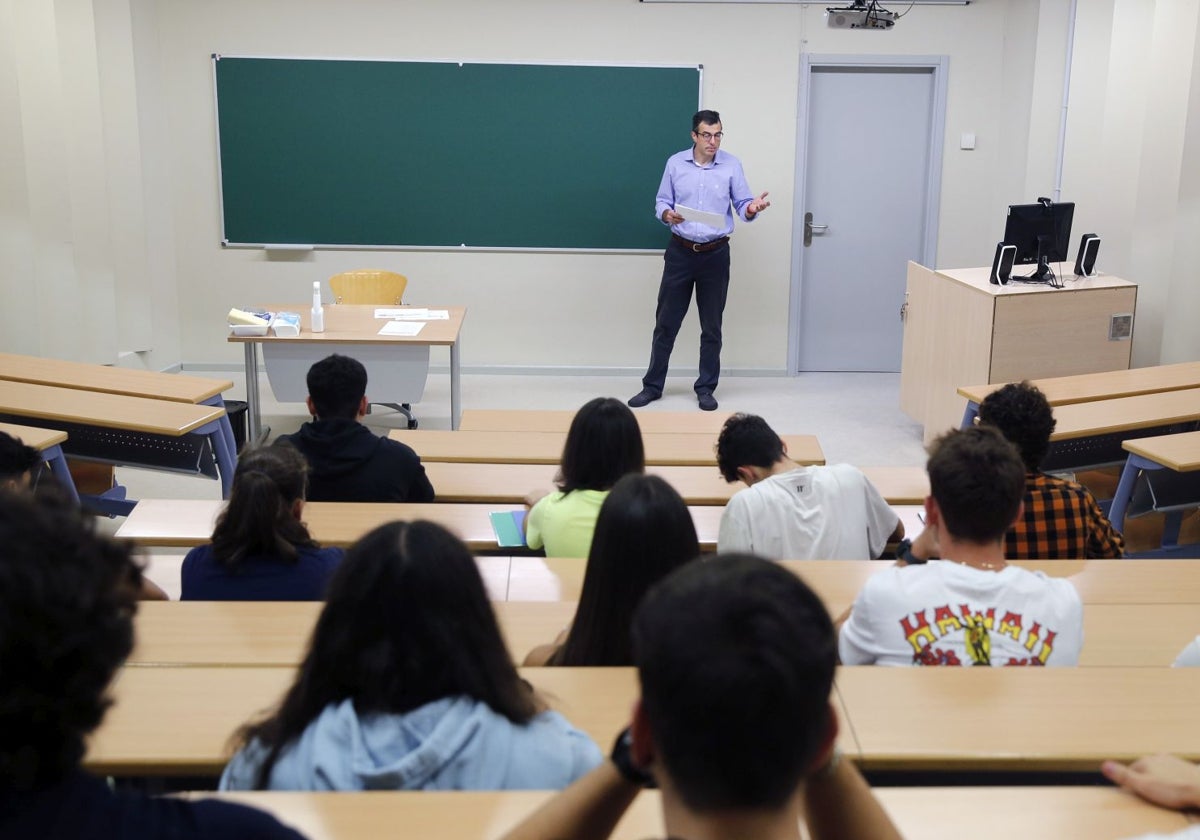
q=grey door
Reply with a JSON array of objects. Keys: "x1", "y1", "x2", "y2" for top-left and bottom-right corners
[{"x1": 792, "y1": 60, "x2": 944, "y2": 372}]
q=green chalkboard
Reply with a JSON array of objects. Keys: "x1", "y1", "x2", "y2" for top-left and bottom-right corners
[{"x1": 213, "y1": 57, "x2": 701, "y2": 250}]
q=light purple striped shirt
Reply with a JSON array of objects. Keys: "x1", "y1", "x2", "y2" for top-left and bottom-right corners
[{"x1": 654, "y1": 147, "x2": 757, "y2": 243}]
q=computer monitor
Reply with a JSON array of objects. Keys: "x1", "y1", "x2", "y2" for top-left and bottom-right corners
[{"x1": 1003, "y1": 199, "x2": 1075, "y2": 281}]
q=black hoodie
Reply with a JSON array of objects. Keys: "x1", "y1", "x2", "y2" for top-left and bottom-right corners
[{"x1": 276, "y1": 417, "x2": 435, "y2": 503}]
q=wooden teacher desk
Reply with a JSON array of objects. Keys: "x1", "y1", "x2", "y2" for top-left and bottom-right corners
[
  {"x1": 228, "y1": 304, "x2": 466, "y2": 440},
  {"x1": 388, "y1": 429, "x2": 824, "y2": 467},
  {"x1": 899, "y1": 262, "x2": 1137, "y2": 442},
  {"x1": 114, "y1": 499, "x2": 726, "y2": 552},
  {"x1": 198, "y1": 787, "x2": 1189, "y2": 840}
]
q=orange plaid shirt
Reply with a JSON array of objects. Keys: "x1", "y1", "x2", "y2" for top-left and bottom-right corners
[{"x1": 1005, "y1": 473, "x2": 1124, "y2": 559}]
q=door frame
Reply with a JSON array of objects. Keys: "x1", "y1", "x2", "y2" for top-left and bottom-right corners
[{"x1": 788, "y1": 53, "x2": 949, "y2": 373}]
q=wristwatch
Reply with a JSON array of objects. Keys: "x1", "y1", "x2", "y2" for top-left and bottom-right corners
[
  {"x1": 896, "y1": 538, "x2": 927, "y2": 565},
  {"x1": 610, "y1": 726, "x2": 657, "y2": 788}
]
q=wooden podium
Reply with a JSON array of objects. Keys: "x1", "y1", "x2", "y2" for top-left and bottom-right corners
[{"x1": 899, "y1": 262, "x2": 1137, "y2": 442}]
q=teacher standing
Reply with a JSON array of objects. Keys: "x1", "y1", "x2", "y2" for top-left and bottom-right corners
[{"x1": 628, "y1": 109, "x2": 770, "y2": 412}]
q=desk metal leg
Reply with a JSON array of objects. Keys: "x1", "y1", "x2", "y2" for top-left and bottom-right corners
[
  {"x1": 204, "y1": 395, "x2": 240, "y2": 459},
  {"x1": 961, "y1": 401, "x2": 980, "y2": 429},
  {"x1": 43, "y1": 444, "x2": 80, "y2": 504},
  {"x1": 450, "y1": 338, "x2": 462, "y2": 430},
  {"x1": 199, "y1": 418, "x2": 236, "y2": 499},
  {"x1": 244, "y1": 342, "x2": 262, "y2": 442},
  {"x1": 1108, "y1": 453, "x2": 1159, "y2": 535}
]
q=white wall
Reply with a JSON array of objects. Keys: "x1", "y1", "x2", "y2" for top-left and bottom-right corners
[{"x1": 2, "y1": 0, "x2": 1197, "y2": 373}]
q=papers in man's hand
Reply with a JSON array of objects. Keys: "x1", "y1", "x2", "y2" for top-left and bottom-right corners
[
  {"x1": 675, "y1": 204, "x2": 726, "y2": 229},
  {"x1": 374, "y1": 308, "x2": 449, "y2": 321},
  {"x1": 378, "y1": 321, "x2": 425, "y2": 337}
]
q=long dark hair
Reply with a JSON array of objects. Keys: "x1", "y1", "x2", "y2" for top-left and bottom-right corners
[
  {"x1": 232, "y1": 520, "x2": 540, "y2": 789},
  {"x1": 551, "y1": 474, "x2": 699, "y2": 666},
  {"x1": 211, "y1": 445, "x2": 316, "y2": 569},
  {"x1": 557, "y1": 397, "x2": 645, "y2": 494}
]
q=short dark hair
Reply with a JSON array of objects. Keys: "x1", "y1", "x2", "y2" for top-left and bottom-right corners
[
  {"x1": 234, "y1": 519, "x2": 538, "y2": 788},
  {"x1": 926, "y1": 426, "x2": 1025, "y2": 543},
  {"x1": 0, "y1": 431, "x2": 41, "y2": 484},
  {"x1": 306, "y1": 354, "x2": 367, "y2": 420},
  {"x1": 977, "y1": 381, "x2": 1056, "y2": 471},
  {"x1": 0, "y1": 488, "x2": 143, "y2": 788},
  {"x1": 552, "y1": 474, "x2": 699, "y2": 666},
  {"x1": 692, "y1": 110, "x2": 721, "y2": 132},
  {"x1": 715, "y1": 413, "x2": 784, "y2": 483},
  {"x1": 557, "y1": 397, "x2": 645, "y2": 494},
  {"x1": 632, "y1": 555, "x2": 836, "y2": 811},
  {"x1": 212, "y1": 444, "x2": 316, "y2": 569}
]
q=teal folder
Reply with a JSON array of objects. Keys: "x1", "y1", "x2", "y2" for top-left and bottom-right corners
[{"x1": 489, "y1": 510, "x2": 527, "y2": 548}]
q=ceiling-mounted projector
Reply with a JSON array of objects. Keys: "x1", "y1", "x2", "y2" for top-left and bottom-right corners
[{"x1": 826, "y1": 1, "x2": 897, "y2": 29}]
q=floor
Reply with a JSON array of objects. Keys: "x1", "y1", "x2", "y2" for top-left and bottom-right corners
[{"x1": 106, "y1": 368, "x2": 929, "y2": 598}]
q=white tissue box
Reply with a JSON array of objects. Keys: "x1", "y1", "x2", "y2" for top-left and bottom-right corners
[{"x1": 271, "y1": 311, "x2": 302, "y2": 337}]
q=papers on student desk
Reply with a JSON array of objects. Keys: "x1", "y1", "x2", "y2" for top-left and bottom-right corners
[
  {"x1": 674, "y1": 204, "x2": 726, "y2": 229},
  {"x1": 377, "y1": 321, "x2": 425, "y2": 337},
  {"x1": 374, "y1": 308, "x2": 449, "y2": 321}
]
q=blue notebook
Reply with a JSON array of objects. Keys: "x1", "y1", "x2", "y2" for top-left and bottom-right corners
[{"x1": 489, "y1": 510, "x2": 527, "y2": 548}]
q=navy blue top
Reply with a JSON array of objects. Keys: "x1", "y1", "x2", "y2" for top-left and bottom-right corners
[
  {"x1": 180, "y1": 543, "x2": 342, "y2": 601},
  {"x1": 0, "y1": 770, "x2": 307, "y2": 839}
]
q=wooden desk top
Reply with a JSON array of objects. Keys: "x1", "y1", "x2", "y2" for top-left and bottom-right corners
[
  {"x1": 115, "y1": 499, "x2": 724, "y2": 552},
  {"x1": 1123, "y1": 430, "x2": 1200, "y2": 472},
  {"x1": 959, "y1": 361, "x2": 1200, "y2": 406},
  {"x1": 195, "y1": 787, "x2": 1189, "y2": 840},
  {"x1": 0, "y1": 421, "x2": 66, "y2": 451},
  {"x1": 1081, "y1": 604, "x2": 1200, "y2": 667},
  {"x1": 838, "y1": 666, "x2": 1200, "y2": 772},
  {"x1": 421, "y1": 462, "x2": 925, "y2": 506},
  {"x1": 459, "y1": 408, "x2": 732, "y2": 434},
  {"x1": 91, "y1": 666, "x2": 854, "y2": 776},
  {"x1": 226, "y1": 304, "x2": 466, "y2": 347},
  {"x1": 0, "y1": 380, "x2": 226, "y2": 436},
  {"x1": 939, "y1": 266, "x2": 1135, "y2": 296},
  {"x1": 388, "y1": 429, "x2": 825, "y2": 467},
  {"x1": 0, "y1": 352, "x2": 232, "y2": 404},
  {"x1": 1051, "y1": 388, "x2": 1200, "y2": 440}
]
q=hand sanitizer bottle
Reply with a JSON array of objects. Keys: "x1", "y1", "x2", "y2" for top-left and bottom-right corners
[{"x1": 311, "y1": 281, "x2": 325, "y2": 333}]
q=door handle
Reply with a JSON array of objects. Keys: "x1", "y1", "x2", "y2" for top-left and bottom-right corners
[{"x1": 803, "y1": 212, "x2": 829, "y2": 247}]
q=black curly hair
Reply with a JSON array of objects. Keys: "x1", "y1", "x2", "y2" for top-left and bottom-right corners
[
  {"x1": 0, "y1": 488, "x2": 142, "y2": 789},
  {"x1": 977, "y1": 381, "x2": 1057, "y2": 472}
]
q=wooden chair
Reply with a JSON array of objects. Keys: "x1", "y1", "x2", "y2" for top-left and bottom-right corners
[
  {"x1": 328, "y1": 269, "x2": 417, "y2": 428},
  {"x1": 328, "y1": 269, "x2": 408, "y2": 305}
]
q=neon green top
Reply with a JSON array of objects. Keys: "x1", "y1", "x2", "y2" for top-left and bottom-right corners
[{"x1": 525, "y1": 489, "x2": 609, "y2": 559}]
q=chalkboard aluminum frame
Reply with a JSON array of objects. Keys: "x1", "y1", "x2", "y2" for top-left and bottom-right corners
[{"x1": 212, "y1": 55, "x2": 703, "y2": 253}]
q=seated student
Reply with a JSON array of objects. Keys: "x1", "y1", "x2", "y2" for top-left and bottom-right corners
[
  {"x1": 181, "y1": 445, "x2": 342, "y2": 601},
  {"x1": 715, "y1": 413, "x2": 902, "y2": 559},
  {"x1": 220, "y1": 519, "x2": 602, "y2": 791},
  {"x1": 0, "y1": 430, "x2": 169, "y2": 601},
  {"x1": 523, "y1": 473, "x2": 699, "y2": 666},
  {"x1": 0, "y1": 429, "x2": 42, "y2": 489},
  {"x1": 275, "y1": 353, "x2": 434, "y2": 503},
  {"x1": 839, "y1": 426, "x2": 1084, "y2": 667},
  {"x1": 500, "y1": 555, "x2": 904, "y2": 840},
  {"x1": 524, "y1": 397, "x2": 645, "y2": 558},
  {"x1": 978, "y1": 380, "x2": 1123, "y2": 558},
  {"x1": 0, "y1": 489, "x2": 305, "y2": 840}
]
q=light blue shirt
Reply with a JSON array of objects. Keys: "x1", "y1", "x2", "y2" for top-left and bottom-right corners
[{"x1": 654, "y1": 147, "x2": 757, "y2": 243}]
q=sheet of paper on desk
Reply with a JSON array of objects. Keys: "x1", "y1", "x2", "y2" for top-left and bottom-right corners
[
  {"x1": 374, "y1": 308, "x2": 449, "y2": 320},
  {"x1": 378, "y1": 321, "x2": 425, "y2": 336},
  {"x1": 675, "y1": 204, "x2": 725, "y2": 229}
]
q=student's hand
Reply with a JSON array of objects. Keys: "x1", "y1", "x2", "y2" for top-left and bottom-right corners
[
  {"x1": 746, "y1": 192, "x2": 771, "y2": 218},
  {"x1": 911, "y1": 527, "x2": 939, "y2": 561},
  {"x1": 524, "y1": 489, "x2": 549, "y2": 508},
  {"x1": 1102, "y1": 755, "x2": 1200, "y2": 810},
  {"x1": 662, "y1": 209, "x2": 685, "y2": 225}
]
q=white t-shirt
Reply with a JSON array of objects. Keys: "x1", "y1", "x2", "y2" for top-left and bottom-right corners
[
  {"x1": 839, "y1": 561, "x2": 1083, "y2": 667},
  {"x1": 717, "y1": 464, "x2": 898, "y2": 560},
  {"x1": 1174, "y1": 636, "x2": 1200, "y2": 667}
]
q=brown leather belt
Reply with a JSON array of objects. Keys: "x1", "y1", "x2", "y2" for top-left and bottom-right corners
[{"x1": 671, "y1": 234, "x2": 729, "y2": 253}]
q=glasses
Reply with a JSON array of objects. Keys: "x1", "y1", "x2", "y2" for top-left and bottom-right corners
[{"x1": 695, "y1": 131, "x2": 724, "y2": 141}]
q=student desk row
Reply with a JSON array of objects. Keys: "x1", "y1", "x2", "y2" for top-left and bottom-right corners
[
  {"x1": 192, "y1": 787, "x2": 1190, "y2": 840},
  {"x1": 421, "y1": 461, "x2": 930, "y2": 506},
  {"x1": 128, "y1": 599, "x2": 1200, "y2": 669},
  {"x1": 115, "y1": 501, "x2": 928, "y2": 554},
  {"x1": 1109, "y1": 430, "x2": 1200, "y2": 554},
  {"x1": 87, "y1": 665, "x2": 1200, "y2": 777},
  {"x1": 387, "y1": 429, "x2": 825, "y2": 467},
  {"x1": 458, "y1": 407, "x2": 733, "y2": 434},
  {"x1": 0, "y1": 421, "x2": 74, "y2": 499}
]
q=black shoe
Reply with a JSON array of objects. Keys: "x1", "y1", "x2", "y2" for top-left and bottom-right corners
[
  {"x1": 697, "y1": 392, "x2": 718, "y2": 411},
  {"x1": 628, "y1": 389, "x2": 661, "y2": 408}
]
